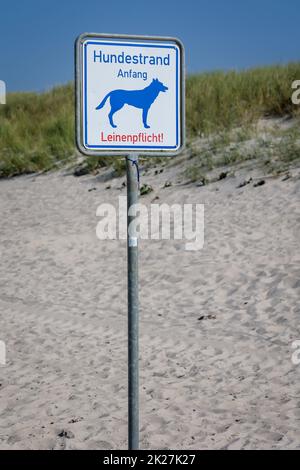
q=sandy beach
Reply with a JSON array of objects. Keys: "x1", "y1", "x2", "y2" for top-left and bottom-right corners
[{"x1": 0, "y1": 160, "x2": 300, "y2": 450}]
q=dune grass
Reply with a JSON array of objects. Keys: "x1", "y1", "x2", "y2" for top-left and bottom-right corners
[
  {"x1": 0, "y1": 62, "x2": 300, "y2": 177},
  {"x1": 186, "y1": 62, "x2": 300, "y2": 136},
  {"x1": 0, "y1": 84, "x2": 75, "y2": 177}
]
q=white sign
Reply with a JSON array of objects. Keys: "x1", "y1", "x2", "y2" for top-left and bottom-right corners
[{"x1": 76, "y1": 34, "x2": 184, "y2": 156}]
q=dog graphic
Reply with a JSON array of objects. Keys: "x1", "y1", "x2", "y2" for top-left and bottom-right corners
[{"x1": 95, "y1": 78, "x2": 168, "y2": 129}]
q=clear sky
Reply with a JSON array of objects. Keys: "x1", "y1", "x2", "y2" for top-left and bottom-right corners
[{"x1": 0, "y1": 0, "x2": 299, "y2": 92}]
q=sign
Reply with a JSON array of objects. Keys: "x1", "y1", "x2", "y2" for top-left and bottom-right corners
[
  {"x1": 75, "y1": 33, "x2": 185, "y2": 156},
  {"x1": 74, "y1": 32, "x2": 185, "y2": 450}
]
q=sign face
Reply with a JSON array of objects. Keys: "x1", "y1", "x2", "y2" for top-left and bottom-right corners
[{"x1": 75, "y1": 34, "x2": 185, "y2": 156}]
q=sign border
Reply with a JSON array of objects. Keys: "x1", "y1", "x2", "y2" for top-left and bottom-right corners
[
  {"x1": 83, "y1": 41, "x2": 179, "y2": 151},
  {"x1": 75, "y1": 33, "x2": 185, "y2": 157}
]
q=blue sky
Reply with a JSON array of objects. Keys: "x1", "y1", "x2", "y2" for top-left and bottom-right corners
[{"x1": 0, "y1": 0, "x2": 299, "y2": 92}]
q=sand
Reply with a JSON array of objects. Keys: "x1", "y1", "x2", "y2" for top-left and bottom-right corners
[{"x1": 0, "y1": 162, "x2": 300, "y2": 450}]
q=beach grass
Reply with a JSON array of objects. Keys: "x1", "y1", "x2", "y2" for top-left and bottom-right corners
[{"x1": 186, "y1": 62, "x2": 300, "y2": 136}]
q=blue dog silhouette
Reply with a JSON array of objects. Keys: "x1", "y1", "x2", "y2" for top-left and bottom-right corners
[{"x1": 95, "y1": 78, "x2": 168, "y2": 129}]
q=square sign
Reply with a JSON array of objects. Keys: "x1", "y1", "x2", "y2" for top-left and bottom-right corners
[{"x1": 75, "y1": 33, "x2": 185, "y2": 156}]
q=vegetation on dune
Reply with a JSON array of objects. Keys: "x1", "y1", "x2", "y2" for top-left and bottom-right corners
[
  {"x1": 186, "y1": 62, "x2": 300, "y2": 136},
  {"x1": 0, "y1": 62, "x2": 300, "y2": 177},
  {"x1": 184, "y1": 123, "x2": 300, "y2": 183}
]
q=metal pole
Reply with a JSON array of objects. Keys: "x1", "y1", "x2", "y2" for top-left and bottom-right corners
[{"x1": 126, "y1": 155, "x2": 139, "y2": 450}]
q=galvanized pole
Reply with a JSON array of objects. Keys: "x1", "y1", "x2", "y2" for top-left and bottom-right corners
[{"x1": 126, "y1": 155, "x2": 139, "y2": 450}]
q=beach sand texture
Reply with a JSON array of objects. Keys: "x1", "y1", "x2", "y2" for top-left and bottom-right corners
[{"x1": 0, "y1": 165, "x2": 299, "y2": 449}]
